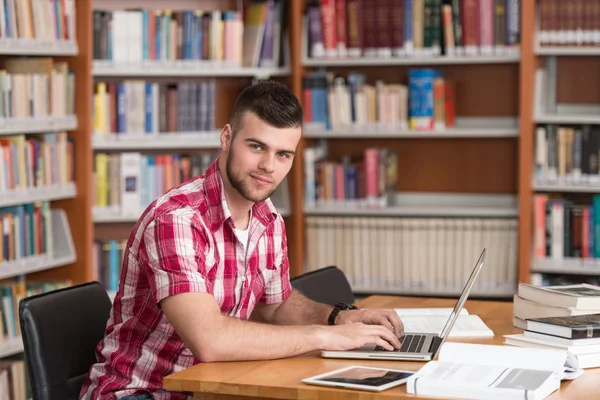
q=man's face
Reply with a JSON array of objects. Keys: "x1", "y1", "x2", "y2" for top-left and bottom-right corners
[{"x1": 223, "y1": 112, "x2": 301, "y2": 203}]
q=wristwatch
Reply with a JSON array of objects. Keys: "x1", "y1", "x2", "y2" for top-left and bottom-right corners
[{"x1": 328, "y1": 302, "x2": 359, "y2": 325}]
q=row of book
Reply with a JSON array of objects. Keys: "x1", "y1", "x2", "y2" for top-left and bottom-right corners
[
  {"x1": 0, "y1": 278, "x2": 71, "y2": 343},
  {"x1": 0, "y1": 201, "x2": 52, "y2": 263},
  {"x1": 92, "y1": 239, "x2": 125, "y2": 293},
  {"x1": 538, "y1": 0, "x2": 600, "y2": 47},
  {"x1": 305, "y1": 0, "x2": 521, "y2": 59},
  {"x1": 303, "y1": 69, "x2": 455, "y2": 132},
  {"x1": 0, "y1": 58, "x2": 75, "y2": 120},
  {"x1": 0, "y1": 357, "x2": 28, "y2": 400},
  {"x1": 305, "y1": 216, "x2": 518, "y2": 294},
  {"x1": 93, "y1": 80, "x2": 216, "y2": 137},
  {"x1": 303, "y1": 144, "x2": 398, "y2": 208},
  {"x1": 535, "y1": 124, "x2": 600, "y2": 187},
  {"x1": 0, "y1": 0, "x2": 76, "y2": 42},
  {"x1": 508, "y1": 283, "x2": 600, "y2": 369},
  {"x1": 93, "y1": 0, "x2": 285, "y2": 68},
  {"x1": 93, "y1": 151, "x2": 217, "y2": 219},
  {"x1": 531, "y1": 273, "x2": 600, "y2": 287},
  {"x1": 534, "y1": 195, "x2": 600, "y2": 260},
  {"x1": 0, "y1": 132, "x2": 73, "y2": 194}
]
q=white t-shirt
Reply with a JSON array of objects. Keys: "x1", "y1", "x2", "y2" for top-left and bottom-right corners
[{"x1": 233, "y1": 209, "x2": 252, "y2": 250}]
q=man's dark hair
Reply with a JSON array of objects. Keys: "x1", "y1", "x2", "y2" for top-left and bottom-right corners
[{"x1": 230, "y1": 80, "x2": 303, "y2": 136}]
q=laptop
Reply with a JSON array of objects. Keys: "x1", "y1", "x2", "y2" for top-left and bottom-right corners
[{"x1": 321, "y1": 248, "x2": 487, "y2": 362}]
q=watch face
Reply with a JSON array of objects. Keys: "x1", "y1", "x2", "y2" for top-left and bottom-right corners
[{"x1": 337, "y1": 302, "x2": 356, "y2": 310}]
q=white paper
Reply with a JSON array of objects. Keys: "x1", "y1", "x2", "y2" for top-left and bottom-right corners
[
  {"x1": 395, "y1": 307, "x2": 469, "y2": 316},
  {"x1": 400, "y1": 315, "x2": 493, "y2": 337},
  {"x1": 438, "y1": 342, "x2": 583, "y2": 380}
]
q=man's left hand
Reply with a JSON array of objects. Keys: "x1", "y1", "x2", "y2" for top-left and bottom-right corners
[{"x1": 335, "y1": 309, "x2": 404, "y2": 338}]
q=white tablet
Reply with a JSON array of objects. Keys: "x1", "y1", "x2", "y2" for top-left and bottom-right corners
[{"x1": 301, "y1": 366, "x2": 415, "y2": 392}]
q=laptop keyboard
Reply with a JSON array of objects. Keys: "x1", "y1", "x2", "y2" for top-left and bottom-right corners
[{"x1": 374, "y1": 334, "x2": 427, "y2": 353}]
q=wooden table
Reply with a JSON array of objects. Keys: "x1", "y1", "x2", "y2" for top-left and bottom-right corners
[{"x1": 163, "y1": 296, "x2": 600, "y2": 399}]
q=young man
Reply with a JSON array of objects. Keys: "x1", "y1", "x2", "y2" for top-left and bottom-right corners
[{"x1": 79, "y1": 81, "x2": 404, "y2": 400}]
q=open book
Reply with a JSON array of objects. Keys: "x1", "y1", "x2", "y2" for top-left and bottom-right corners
[
  {"x1": 406, "y1": 343, "x2": 583, "y2": 400},
  {"x1": 395, "y1": 308, "x2": 494, "y2": 338}
]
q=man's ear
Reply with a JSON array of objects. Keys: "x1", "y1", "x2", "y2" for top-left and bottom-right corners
[{"x1": 221, "y1": 124, "x2": 233, "y2": 151}]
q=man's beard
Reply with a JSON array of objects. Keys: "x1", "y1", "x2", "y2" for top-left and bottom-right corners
[{"x1": 226, "y1": 148, "x2": 277, "y2": 203}]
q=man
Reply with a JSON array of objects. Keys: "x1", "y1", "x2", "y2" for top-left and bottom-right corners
[{"x1": 80, "y1": 81, "x2": 404, "y2": 400}]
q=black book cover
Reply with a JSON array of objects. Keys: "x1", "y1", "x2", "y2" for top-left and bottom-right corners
[{"x1": 528, "y1": 314, "x2": 600, "y2": 339}]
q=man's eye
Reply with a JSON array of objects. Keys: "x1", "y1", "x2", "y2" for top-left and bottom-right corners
[
  {"x1": 277, "y1": 152, "x2": 289, "y2": 159},
  {"x1": 250, "y1": 144, "x2": 262, "y2": 150}
]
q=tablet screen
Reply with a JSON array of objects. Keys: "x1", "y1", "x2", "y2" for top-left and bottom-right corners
[{"x1": 316, "y1": 367, "x2": 414, "y2": 387}]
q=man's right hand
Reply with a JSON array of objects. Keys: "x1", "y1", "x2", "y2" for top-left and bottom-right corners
[{"x1": 315, "y1": 322, "x2": 402, "y2": 351}]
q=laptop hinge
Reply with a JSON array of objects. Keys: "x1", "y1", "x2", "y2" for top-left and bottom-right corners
[{"x1": 429, "y1": 336, "x2": 443, "y2": 356}]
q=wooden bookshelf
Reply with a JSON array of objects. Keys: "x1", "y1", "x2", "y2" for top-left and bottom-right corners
[
  {"x1": 524, "y1": 0, "x2": 600, "y2": 285},
  {"x1": 517, "y1": 0, "x2": 536, "y2": 284},
  {"x1": 11, "y1": 0, "x2": 549, "y2": 300}
]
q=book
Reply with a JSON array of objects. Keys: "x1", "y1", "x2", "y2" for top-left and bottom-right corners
[
  {"x1": 406, "y1": 342, "x2": 583, "y2": 400},
  {"x1": 395, "y1": 311, "x2": 494, "y2": 338},
  {"x1": 526, "y1": 314, "x2": 600, "y2": 340},
  {"x1": 504, "y1": 334, "x2": 600, "y2": 366},
  {"x1": 518, "y1": 283, "x2": 600, "y2": 310},
  {"x1": 513, "y1": 294, "x2": 600, "y2": 321}
]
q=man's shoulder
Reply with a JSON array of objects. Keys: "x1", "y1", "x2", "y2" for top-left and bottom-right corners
[{"x1": 146, "y1": 176, "x2": 211, "y2": 226}]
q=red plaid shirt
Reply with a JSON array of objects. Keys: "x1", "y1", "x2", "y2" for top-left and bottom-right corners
[{"x1": 79, "y1": 159, "x2": 292, "y2": 400}]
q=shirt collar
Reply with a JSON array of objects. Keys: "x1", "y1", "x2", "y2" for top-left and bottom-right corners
[{"x1": 204, "y1": 158, "x2": 278, "y2": 231}]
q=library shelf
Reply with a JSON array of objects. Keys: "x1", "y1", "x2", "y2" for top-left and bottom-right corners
[
  {"x1": 302, "y1": 54, "x2": 520, "y2": 67},
  {"x1": 0, "y1": 183, "x2": 77, "y2": 208},
  {"x1": 93, "y1": 131, "x2": 222, "y2": 150},
  {"x1": 0, "y1": 115, "x2": 78, "y2": 137},
  {"x1": 0, "y1": 39, "x2": 78, "y2": 56},
  {"x1": 534, "y1": 113, "x2": 600, "y2": 125},
  {"x1": 533, "y1": 182, "x2": 600, "y2": 193},
  {"x1": 0, "y1": 337, "x2": 23, "y2": 358},
  {"x1": 304, "y1": 193, "x2": 518, "y2": 218},
  {"x1": 92, "y1": 61, "x2": 291, "y2": 78},
  {"x1": 535, "y1": 46, "x2": 600, "y2": 56},
  {"x1": 303, "y1": 117, "x2": 519, "y2": 139},
  {"x1": 532, "y1": 258, "x2": 600, "y2": 276}
]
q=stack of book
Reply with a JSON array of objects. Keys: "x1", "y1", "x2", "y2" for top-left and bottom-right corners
[{"x1": 506, "y1": 283, "x2": 600, "y2": 369}]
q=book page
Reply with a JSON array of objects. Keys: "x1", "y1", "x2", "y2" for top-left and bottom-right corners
[
  {"x1": 395, "y1": 308, "x2": 469, "y2": 316},
  {"x1": 437, "y1": 342, "x2": 583, "y2": 380},
  {"x1": 400, "y1": 315, "x2": 493, "y2": 337},
  {"x1": 410, "y1": 361, "x2": 559, "y2": 393},
  {"x1": 417, "y1": 361, "x2": 554, "y2": 388}
]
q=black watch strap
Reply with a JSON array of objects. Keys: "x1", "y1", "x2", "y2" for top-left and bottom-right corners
[{"x1": 328, "y1": 302, "x2": 358, "y2": 325}]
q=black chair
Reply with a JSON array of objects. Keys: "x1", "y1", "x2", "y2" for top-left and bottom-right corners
[
  {"x1": 19, "y1": 281, "x2": 112, "y2": 400},
  {"x1": 291, "y1": 266, "x2": 355, "y2": 305}
]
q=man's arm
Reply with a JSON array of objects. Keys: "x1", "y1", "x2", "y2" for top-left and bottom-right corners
[
  {"x1": 251, "y1": 290, "x2": 405, "y2": 338},
  {"x1": 250, "y1": 289, "x2": 332, "y2": 325},
  {"x1": 161, "y1": 291, "x2": 402, "y2": 363}
]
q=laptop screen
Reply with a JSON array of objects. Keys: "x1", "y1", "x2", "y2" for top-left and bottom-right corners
[{"x1": 436, "y1": 249, "x2": 486, "y2": 348}]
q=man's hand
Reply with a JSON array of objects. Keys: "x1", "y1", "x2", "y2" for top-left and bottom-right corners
[
  {"x1": 335, "y1": 309, "x2": 404, "y2": 338},
  {"x1": 315, "y1": 323, "x2": 402, "y2": 351}
]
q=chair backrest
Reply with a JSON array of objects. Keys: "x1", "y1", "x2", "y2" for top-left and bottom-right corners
[
  {"x1": 19, "y1": 281, "x2": 112, "y2": 400},
  {"x1": 290, "y1": 266, "x2": 355, "y2": 305}
]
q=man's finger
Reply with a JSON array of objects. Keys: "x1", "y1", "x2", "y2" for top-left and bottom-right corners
[{"x1": 384, "y1": 310, "x2": 404, "y2": 337}]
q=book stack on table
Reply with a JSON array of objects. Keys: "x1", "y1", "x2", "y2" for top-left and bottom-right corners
[{"x1": 507, "y1": 283, "x2": 600, "y2": 369}]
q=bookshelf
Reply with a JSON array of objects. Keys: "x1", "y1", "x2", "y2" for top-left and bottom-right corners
[
  {"x1": 525, "y1": 0, "x2": 600, "y2": 286},
  {"x1": 289, "y1": 0, "x2": 525, "y2": 298},
  {"x1": 0, "y1": 0, "x2": 87, "y2": 385},
  {"x1": 0, "y1": 0, "x2": 566, "y2": 316},
  {"x1": 88, "y1": 0, "x2": 295, "y2": 284}
]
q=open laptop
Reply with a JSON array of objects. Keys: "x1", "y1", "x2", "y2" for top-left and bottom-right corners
[{"x1": 321, "y1": 248, "x2": 487, "y2": 362}]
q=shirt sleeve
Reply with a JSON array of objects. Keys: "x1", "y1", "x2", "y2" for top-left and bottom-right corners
[
  {"x1": 141, "y1": 211, "x2": 212, "y2": 304},
  {"x1": 259, "y1": 217, "x2": 292, "y2": 304}
]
